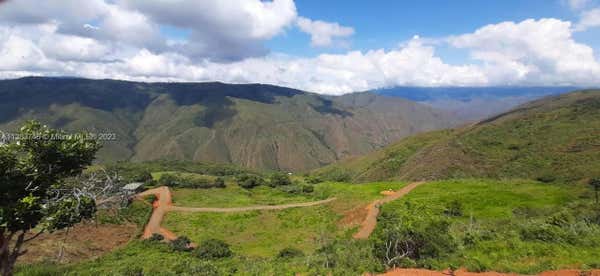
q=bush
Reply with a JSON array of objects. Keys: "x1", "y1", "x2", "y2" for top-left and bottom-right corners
[
  {"x1": 214, "y1": 177, "x2": 225, "y2": 188},
  {"x1": 149, "y1": 233, "x2": 164, "y2": 242},
  {"x1": 301, "y1": 184, "x2": 314, "y2": 193},
  {"x1": 373, "y1": 206, "x2": 456, "y2": 268},
  {"x1": 536, "y1": 175, "x2": 556, "y2": 183},
  {"x1": 188, "y1": 261, "x2": 220, "y2": 276},
  {"x1": 443, "y1": 200, "x2": 464, "y2": 217},
  {"x1": 305, "y1": 175, "x2": 322, "y2": 184},
  {"x1": 170, "y1": 236, "x2": 192, "y2": 252},
  {"x1": 194, "y1": 239, "x2": 232, "y2": 259},
  {"x1": 277, "y1": 247, "x2": 304, "y2": 259},
  {"x1": 269, "y1": 172, "x2": 292, "y2": 187},
  {"x1": 159, "y1": 173, "x2": 225, "y2": 189},
  {"x1": 237, "y1": 174, "x2": 265, "y2": 189}
]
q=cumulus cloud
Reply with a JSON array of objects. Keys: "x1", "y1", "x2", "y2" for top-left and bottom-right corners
[
  {"x1": 449, "y1": 18, "x2": 600, "y2": 86},
  {"x1": 0, "y1": 1, "x2": 599, "y2": 94},
  {"x1": 296, "y1": 17, "x2": 354, "y2": 47},
  {"x1": 121, "y1": 0, "x2": 297, "y2": 60}
]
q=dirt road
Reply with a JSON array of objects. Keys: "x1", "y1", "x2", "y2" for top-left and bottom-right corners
[
  {"x1": 169, "y1": 197, "x2": 336, "y2": 212},
  {"x1": 353, "y1": 181, "x2": 425, "y2": 239},
  {"x1": 137, "y1": 186, "x2": 336, "y2": 241}
]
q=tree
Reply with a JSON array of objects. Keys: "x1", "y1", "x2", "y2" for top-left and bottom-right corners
[
  {"x1": 590, "y1": 178, "x2": 600, "y2": 205},
  {"x1": 0, "y1": 121, "x2": 100, "y2": 276},
  {"x1": 269, "y1": 172, "x2": 291, "y2": 187}
]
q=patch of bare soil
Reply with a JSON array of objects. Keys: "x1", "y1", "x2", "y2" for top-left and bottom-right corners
[{"x1": 19, "y1": 223, "x2": 137, "y2": 264}]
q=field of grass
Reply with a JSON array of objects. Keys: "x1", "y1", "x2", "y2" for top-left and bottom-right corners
[
  {"x1": 15, "y1": 178, "x2": 600, "y2": 275},
  {"x1": 376, "y1": 179, "x2": 600, "y2": 273},
  {"x1": 163, "y1": 181, "x2": 407, "y2": 257}
]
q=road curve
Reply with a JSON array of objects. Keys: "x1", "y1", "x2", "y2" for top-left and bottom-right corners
[
  {"x1": 353, "y1": 181, "x2": 425, "y2": 239},
  {"x1": 137, "y1": 186, "x2": 336, "y2": 240}
]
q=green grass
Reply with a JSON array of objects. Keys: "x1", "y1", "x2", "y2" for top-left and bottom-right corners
[
  {"x1": 162, "y1": 181, "x2": 407, "y2": 257},
  {"x1": 377, "y1": 179, "x2": 600, "y2": 273}
]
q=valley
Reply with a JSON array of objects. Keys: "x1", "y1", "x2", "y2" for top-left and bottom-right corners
[{"x1": 4, "y1": 87, "x2": 600, "y2": 276}]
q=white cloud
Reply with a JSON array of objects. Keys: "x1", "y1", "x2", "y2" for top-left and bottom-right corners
[
  {"x1": 121, "y1": 0, "x2": 298, "y2": 60},
  {"x1": 565, "y1": 0, "x2": 591, "y2": 10},
  {"x1": 0, "y1": 1, "x2": 599, "y2": 94},
  {"x1": 449, "y1": 18, "x2": 600, "y2": 86},
  {"x1": 574, "y1": 8, "x2": 600, "y2": 31},
  {"x1": 296, "y1": 17, "x2": 354, "y2": 47}
]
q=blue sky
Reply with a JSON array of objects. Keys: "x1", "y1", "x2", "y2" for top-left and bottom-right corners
[
  {"x1": 267, "y1": 0, "x2": 599, "y2": 58},
  {"x1": 0, "y1": 0, "x2": 599, "y2": 94}
]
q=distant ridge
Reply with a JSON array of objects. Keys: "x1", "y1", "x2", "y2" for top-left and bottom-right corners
[
  {"x1": 315, "y1": 89, "x2": 600, "y2": 182},
  {"x1": 0, "y1": 77, "x2": 456, "y2": 171}
]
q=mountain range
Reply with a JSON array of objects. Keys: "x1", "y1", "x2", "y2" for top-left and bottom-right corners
[
  {"x1": 0, "y1": 77, "x2": 455, "y2": 171},
  {"x1": 316, "y1": 89, "x2": 600, "y2": 182},
  {"x1": 374, "y1": 86, "x2": 580, "y2": 121}
]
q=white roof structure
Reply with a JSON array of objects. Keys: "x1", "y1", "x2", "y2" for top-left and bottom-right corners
[{"x1": 122, "y1": 182, "x2": 144, "y2": 191}]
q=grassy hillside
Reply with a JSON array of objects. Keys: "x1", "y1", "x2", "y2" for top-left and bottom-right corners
[
  {"x1": 374, "y1": 179, "x2": 600, "y2": 273},
  {"x1": 315, "y1": 90, "x2": 600, "y2": 182},
  {"x1": 0, "y1": 77, "x2": 455, "y2": 171}
]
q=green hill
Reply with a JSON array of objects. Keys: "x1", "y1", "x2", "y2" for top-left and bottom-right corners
[
  {"x1": 0, "y1": 77, "x2": 455, "y2": 171},
  {"x1": 315, "y1": 90, "x2": 600, "y2": 182}
]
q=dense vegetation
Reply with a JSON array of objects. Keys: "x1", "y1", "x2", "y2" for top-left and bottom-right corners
[
  {"x1": 316, "y1": 90, "x2": 600, "y2": 183},
  {"x1": 372, "y1": 179, "x2": 600, "y2": 273}
]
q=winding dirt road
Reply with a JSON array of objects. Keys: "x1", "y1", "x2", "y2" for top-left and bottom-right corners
[
  {"x1": 137, "y1": 186, "x2": 336, "y2": 241},
  {"x1": 353, "y1": 181, "x2": 425, "y2": 239}
]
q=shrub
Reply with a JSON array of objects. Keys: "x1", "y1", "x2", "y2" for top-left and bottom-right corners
[
  {"x1": 373, "y1": 207, "x2": 456, "y2": 268},
  {"x1": 305, "y1": 175, "x2": 322, "y2": 184},
  {"x1": 269, "y1": 172, "x2": 292, "y2": 187},
  {"x1": 214, "y1": 177, "x2": 225, "y2": 188},
  {"x1": 195, "y1": 239, "x2": 232, "y2": 259},
  {"x1": 443, "y1": 200, "x2": 464, "y2": 217},
  {"x1": 277, "y1": 247, "x2": 304, "y2": 259},
  {"x1": 170, "y1": 236, "x2": 192, "y2": 252},
  {"x1": 149, "y1": 233, "x2": 164, "y2": 242},
  {"x1": 237, "y1": 174, "x2": 265, "y2": 189},
  {"x1": 159, "y1": 173, "x2": 225, "y2": 189},
  {"x1": 188, "y1": 261, "x2": 220, "y2": 276},
  {"x1": 536, "y1": 175, "x2": 556, "y2": 183},
  {"x1": 301, "y1": 184, "x2": 314, "y2": 193}
]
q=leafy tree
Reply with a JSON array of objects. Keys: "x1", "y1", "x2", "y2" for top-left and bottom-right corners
[
  {"x1": 194, "y1": 238, "x2": 232, "y2": 259},
  {"x1": 590, "y1": 178, "x2": 600, "y2": 205},
  {"x1": 0, "y1": 121, "x2": 100, "y2": 276},
  {"x1": 269, "y1": 172, "x2": 291, "y2": 187}
]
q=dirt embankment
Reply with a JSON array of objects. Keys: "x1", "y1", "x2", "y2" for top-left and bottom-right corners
[{"x1": 20, "y1": 223, "x2": 136, "y2": 264}]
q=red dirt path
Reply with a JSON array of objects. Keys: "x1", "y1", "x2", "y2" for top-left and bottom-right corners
[{"x1": 354, "y1": 181, "x2": 425, "y2": 239}]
